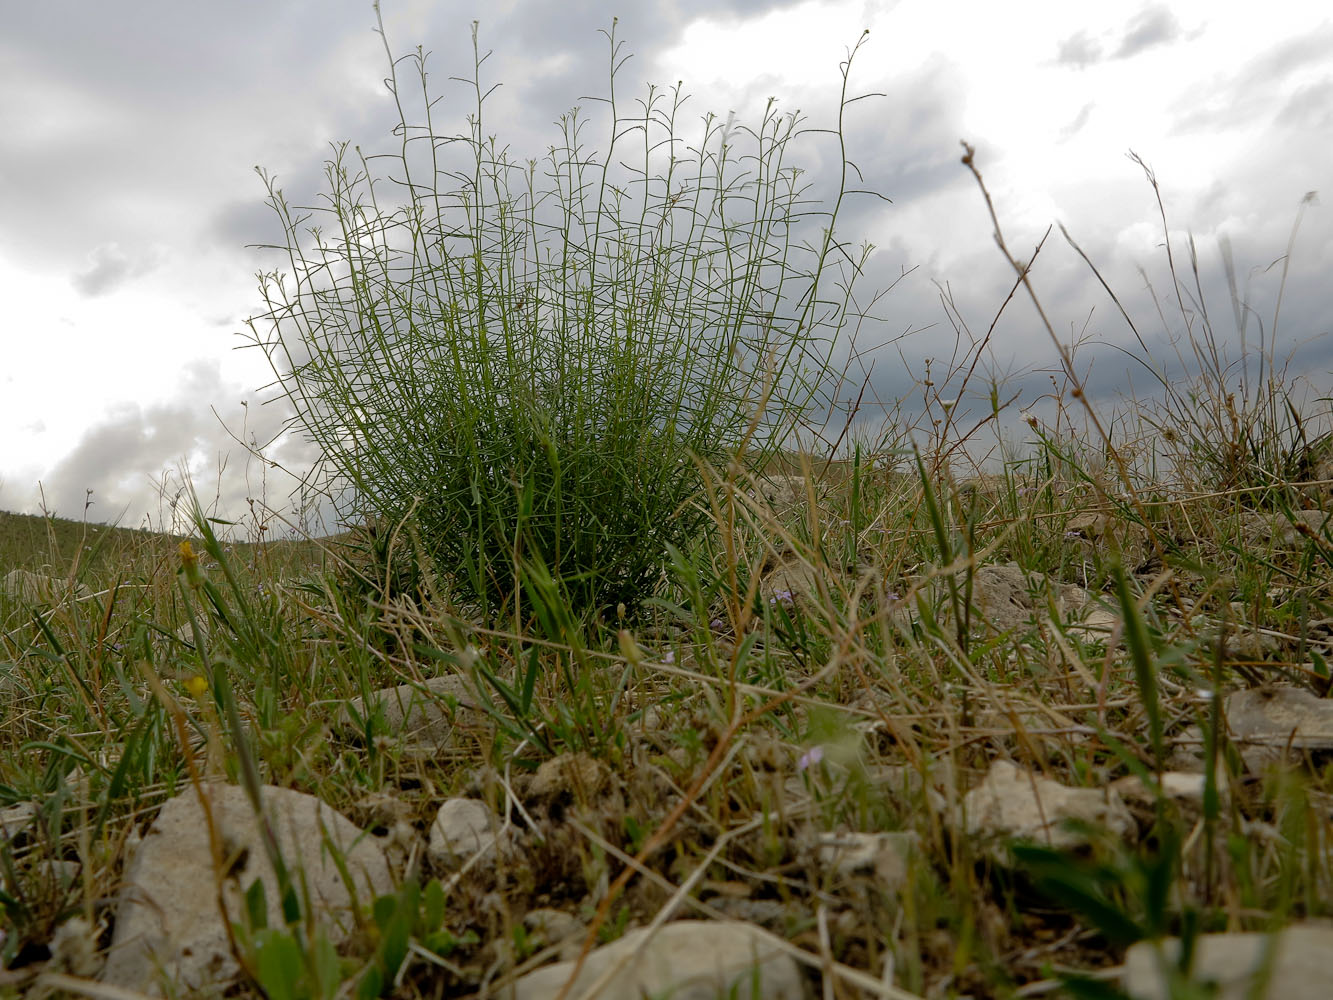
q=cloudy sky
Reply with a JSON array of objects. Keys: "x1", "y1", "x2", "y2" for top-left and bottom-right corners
[{"x1": 2, "y1": 0, "x2": 1328, "y2": 535}]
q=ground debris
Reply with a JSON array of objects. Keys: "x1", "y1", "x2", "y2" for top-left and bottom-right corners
[
  {"x1": 961, "y1": 760, "x2": 1134, "y2": 861},
  {"x1": 1124, "y1": 924, "x2": 1333, "y2": 1000}
]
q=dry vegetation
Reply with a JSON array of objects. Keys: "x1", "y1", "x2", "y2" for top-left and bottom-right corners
[{"x1": 2, "y1": 17, "x2": 1330, "y2": 1000}]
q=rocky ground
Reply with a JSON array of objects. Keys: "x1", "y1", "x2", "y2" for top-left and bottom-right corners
[{"x1": 3, "y1": 469, "x2": 1333, "y2": 998}]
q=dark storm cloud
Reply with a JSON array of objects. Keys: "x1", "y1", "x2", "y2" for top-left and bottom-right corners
[
  {"x1": 835, "y1": 158, "x2": 1331, "y2": 463},
  {"x1": 197, "y1": 2, "x2": 832, "y2": 269},
  {"x1": 0, "y1": 0, "x2": 391, "y2": 268},
  {"x1": 3, "y1": 0, "x2": 887, "y2": 294},
  {"x1": 1113, "y1": 6, "x2": 1182, "y2": 59},
  {"x1": 1056, "y1": 6, "x2": 1181, "y2": 70},
  {"x1": 37, "y1": 359, "x2": 319, "y2": 531},
  {"x1": 71, "y1": 243, "x2": 161, "y2": 297},
  {"x1": 206, "y1": 153, "x2": 344, "y2": 258},
  {"x1": 1006, "y1": 199, "x2": 1332, "y2": 422},
  {"x1": 838, "y1": 56, "x2": 970, "y2": 205},
  {"x1": 39, "y1": 361, "x2": 222, "y2": 508},
  {"x1": 208, "y1": 197, "x2": 295, "y2": 258},
  {"x1": 422, "y1": 0, "x2": 804, "y2": 113},
  {"x1": 1058, "y1": 103, "x2": 1095, "y2": 142},
  {"x1": 1055, "y1": 32, "x2": 1102, "y2": 69}
]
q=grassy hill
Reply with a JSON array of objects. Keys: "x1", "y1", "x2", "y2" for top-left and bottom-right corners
[{"x1": 0, "y1": 507, "x2": 333, "y2": 588}]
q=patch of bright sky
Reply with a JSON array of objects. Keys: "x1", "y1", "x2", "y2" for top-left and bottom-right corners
[
  {"x1": 657, "y1": 0, "x2": 1321, "y2": 242},
  {"x1": 0, "y1": 261, "x2": 264, "y2": 475}
]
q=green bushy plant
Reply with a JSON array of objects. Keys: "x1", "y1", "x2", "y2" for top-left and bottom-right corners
[{"x1": 245, "y1": 11, "x2": 880, "y2": 617}]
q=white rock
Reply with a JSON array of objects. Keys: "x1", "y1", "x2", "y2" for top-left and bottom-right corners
[
  {"x1": 2, "y1": 568, "x2": 92, "y2": 605},
  {"x1": 523, "y1": 908, "x2": 585, "y2": 960},
  {"x1": 428, "y1": 798, "x2": 506, "y2": 868},
  {"x1": 1124, "y1": 925, "x2": 1333, "y2": 1000},
  {"x1": 510, "y1": 920, "x2": 809, "y2": 1000},
  {"x1": 48, "y1": 915, "x2": 101, "y2": 977},
  {"x1": 759, "y1": 552, "x2": 823, "y2": 610},
  {"x1": 1111, "y1": 769, "x2": 1228, "y2": 807},
  {"x1": 1067, "y1": 604, "x2": 1120, "y2": 642},
  {"x1": 32, "y1": 859, "x2": 82, "y2": 889},
  {"x1": 932, "y1": 562, "x2": 1093, "y2": 636},
  {"x1": 341, "y1": 673, "x2": 483, "y2": 749},
  {"x1": 962, "y1": 760, "x2": 1134, "y2": 860},
  {"x1": 815, "y1": 830, "x2": 918, "y2": 892},
  {"x1": 874, "y1": 760, "x2": 954, "y2": 814},
  {"x1": 528, "y1": 752, "x2": 615, "y2": 805},
  {"x1": 974, "y1": 704, "x2": 1082, "y2": 759},
  {"x1": 1241, "y1": 509, "x2": 1332, "y2": 547},
  {"x1": 1226, "y1": 686, "x2": 1333, "y2": 751},
  {"x1": 101, "y1": 782, "x2": 393, "y2": 996},
  {"x1": 1226, "y1": 686, "x2": 1333, "y2": 772},
  {"x1": 979, "y1": 563, "x2": 1091, "y2": 630},
  {"x1": 956, "y1": 475, "x2": 1010, "y2": 506},
  {"x1": 0, "y1": 801, "x2": 36, "y2": 842},
  {"x1": 756, "y1": 475, "x2": 811, "y2": 510},
  {"x1": 173, "y1": 619, "x2": 210, "y2": 646}
]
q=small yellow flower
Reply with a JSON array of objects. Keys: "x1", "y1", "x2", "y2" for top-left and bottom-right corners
[
  {"x1": 617, "y1": 629, "x2": 643, "y2": 668},
  {"x1": 179, "y1": 540, "x2": 202, "y2": 588},
  {"x1": 186, "y1": 675, "x2": 209, "y2": 699}
]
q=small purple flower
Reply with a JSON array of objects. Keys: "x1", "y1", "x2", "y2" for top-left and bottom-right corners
[
  {"x1": 884, "y1": 591, "x2": 901, "y2": 603},
  {"x1": 797, "y1": 746, "x2": 825, "y2": 771},
  {"x1": 710, "y1": 618, "x2": 726, "y2": 631},
  {"x1": 770, "y1": 589, "x2": 793, "y2": 605},
  {"x1": 663, "y1": 650, "x2": 675, "y2": 665}
]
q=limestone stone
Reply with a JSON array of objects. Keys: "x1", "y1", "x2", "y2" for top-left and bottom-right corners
[
  {"x1": 759, "y1": 552, "x2": 824, "y2": 609},
  {"x1": 510, "y1": 920, "x2": 809, "y2": 1000},
  {"x1": 1111, "y1": 769, "x2": 1228, "y2": 807},
  {"x1": 101, "y1": 782, "x2": 392, "y2": 995},
  {"x1": 756, "y1": 475, "x2": 812, "y2": 510},
  {"x1": 1226, "y1": 685, "x2": 1333, "y2": 772},
  {"x1": 2, "y1": 568, "x2": 92, "y2": 605},
  {"x1": 173, "y1": 619, "x2": 211, "y2": 647},
  {"x1": 428, "y1": 797, "x2": 508, "y2": 868},
  {"x1": 340, "y1": 673, "x2": 484, "y2": 749},
  {"x1": 962, "y1": 760, "x2": 1134, "y2": 861},
  {"x1": 523, "y1": 908, "x2": 585, "y2": 961},
  {"x1": 1124, "y1": 925, "x2": 1333, "y2": 1000},
  {"x1": 925, "y1": 562, "x2": 1095, "y2": 637},
  {"x1": 966, "y1": 563, "x2": 1091, "y2": 634},
  {"x1": 0, "y1": 801, "x2": 36, "y2": 842},
  {"x1": 1241, "y1": 508, "x2": 1333, "y2": 547},
  {"x1": 528, "y1": 751, "x2": 614, "y2": 805},
  {"x1": 1226, "y1": 686, "x2": 1333, "y2": 750},
  {"x1": 815, "y1": 830, "x2": 918, "y2": 893}
]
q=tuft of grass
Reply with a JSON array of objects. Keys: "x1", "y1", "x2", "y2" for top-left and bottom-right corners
[
  {"x1": 1066, "y1": 155, "x2": 1327, "y2": 510},
  {"x1": 245, "y1": 13, "x2": 880, "y2": 622}
]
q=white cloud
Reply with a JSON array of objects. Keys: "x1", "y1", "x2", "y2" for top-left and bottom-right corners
[{"x1": 71, "y1": 242, "x2": 164, "y2": 297}]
